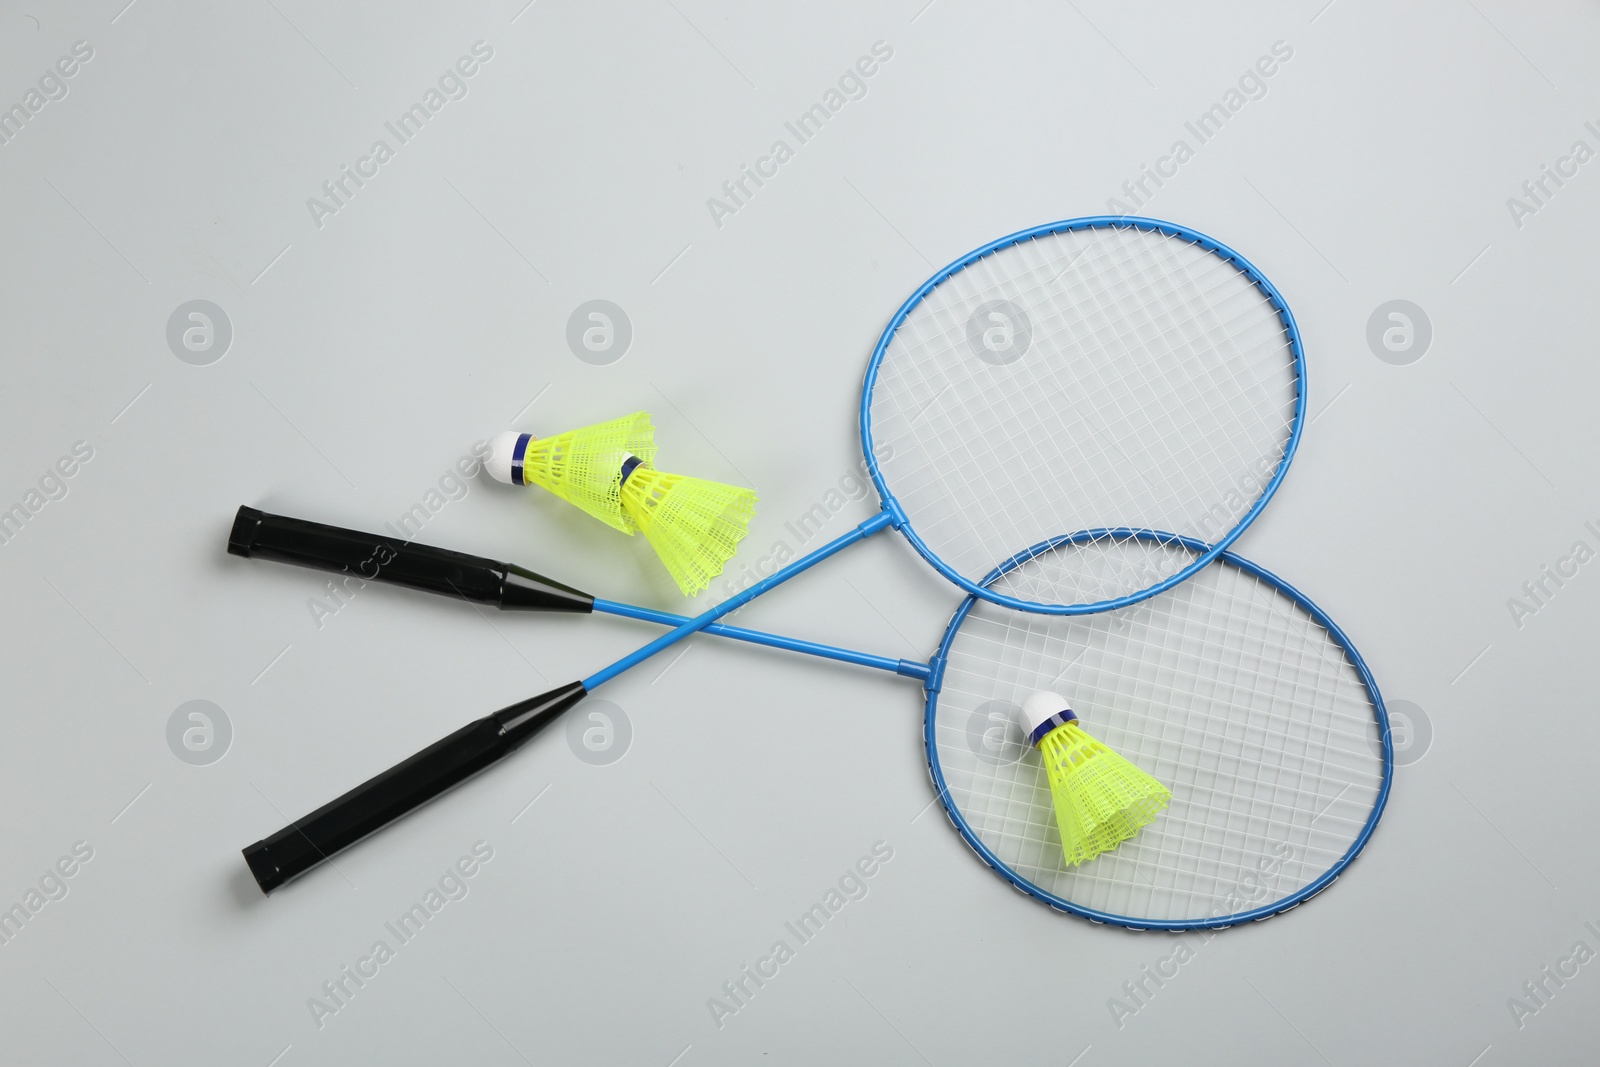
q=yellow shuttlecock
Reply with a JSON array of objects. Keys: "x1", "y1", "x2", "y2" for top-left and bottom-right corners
[
  {"x1": 1019, "y1": 692, "x2": 1169, "y2": 866},
  {"x1": 486, "y1": 413, "x2": 656, "y2": 533},
  {"x1": 619, "y1": 457, "x2": 757, "y2": 596}
]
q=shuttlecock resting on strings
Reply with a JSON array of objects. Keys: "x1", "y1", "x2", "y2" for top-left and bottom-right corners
[
  {"x1": 616, "y1": 455, "x2": 756, "y2": 597},
  {"x1": 1019, "y1": 692, "x2": 1170, "y2": 866},
  {"x1": 485, "y1": 412, "x2": 656, "y2": 533}
]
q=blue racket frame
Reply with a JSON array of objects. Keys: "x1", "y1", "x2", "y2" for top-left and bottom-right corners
[
  {"x1": 860, "y1": 216, "x2": 1309, "y2": 616},
  {"x1": 921, "y1": 529, "x2": 1392, "y2": 931}
]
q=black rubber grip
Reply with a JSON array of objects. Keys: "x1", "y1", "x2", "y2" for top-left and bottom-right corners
[
  {"x1": 243, "y1": 681, "x2": 588, "y2": 893},
  {"x1": 228, "y1": 506, "x2": 593, "y2": 613}
]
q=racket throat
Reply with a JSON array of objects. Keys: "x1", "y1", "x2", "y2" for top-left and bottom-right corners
[
  {"x1": 494, "y1": 681, "x2": 589, "y2": 743},
  {"x1": 499, "y1": 564, "x2": 595, "y2": 613}
]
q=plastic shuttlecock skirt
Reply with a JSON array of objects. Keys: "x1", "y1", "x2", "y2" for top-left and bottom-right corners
[
  {"x1": 516, "y1": 412, "x2": 656, "y2": 533},
  {"x1": 620, "y1": 464, "x2": 756, "y2": 596},
  {"x1": 1036, "y1": 722, "x2": 1170, "y2": 866}
]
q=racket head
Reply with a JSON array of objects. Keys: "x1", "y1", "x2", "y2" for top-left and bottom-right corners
[
  {"x1": 862, "y1": 217, "x2": 1306, "y2": 615},
  {"x1": 924, "y1": 531, "x2": 1390, "y2": 930}
]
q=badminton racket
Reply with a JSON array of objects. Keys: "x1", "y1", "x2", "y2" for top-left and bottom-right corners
[
  {"x1": 238, "y1": 514, "x2": 1389, "y2": 926},
  {"x1": 927, "y1": 530, "x2": 1390, "y2": 928},
  {"x1": 228, "y1": 506, "x2": 927, "y2": 680},
  {"x1": 241, "y1": 215, "x2": 1308, "y2": 890}
]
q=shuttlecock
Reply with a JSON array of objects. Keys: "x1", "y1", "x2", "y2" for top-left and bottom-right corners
[
  {"x1": 485, "y1": 412, "x2": 756, "y2": 596},
  {"x1": 618, "y1": 456, "x2": 757, "y2": 597},
  {"x1": 485, "y1": 412, "x2": 656, "y2": 533},
  {"x1": 1019, "y1": 692, "x2": 1169, "y2": 866}
]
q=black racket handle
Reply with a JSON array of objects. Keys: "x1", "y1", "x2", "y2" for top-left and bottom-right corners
[
  {"x1": 228, "y1": 505, "x2": 594, "y2": 613},
  {"x1": 243, "y1": 682, "x2": 588, "y2": 893}
]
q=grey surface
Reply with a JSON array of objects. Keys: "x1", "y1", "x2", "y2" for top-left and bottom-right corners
[{"x1": 1, "y1": 1, "x2": 1597, "y2": 1064}]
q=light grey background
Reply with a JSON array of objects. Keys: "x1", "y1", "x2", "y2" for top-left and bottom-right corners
[{"x1": 1, "y1": 1, "x2": 1596, "y2": 1064}]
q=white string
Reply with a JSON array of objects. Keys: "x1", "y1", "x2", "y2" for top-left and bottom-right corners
[
  {"x1": 932, "y1": 540, "x2": 1384, "y2": 924},
  {"x1": 870, "y1": 223, "x2": 1298, "y2": 607}
]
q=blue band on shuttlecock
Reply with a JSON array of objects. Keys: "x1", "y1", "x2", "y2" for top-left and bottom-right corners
[
  {"x1": 510, "y1": 433, "x2": 533, "y2": 486},
  {"x1": 1028, "y1": 708, "x2": 1078, "y2": 746},
  {"x1": 618, "y1": 454, "x2": 644, "y2": 487}
]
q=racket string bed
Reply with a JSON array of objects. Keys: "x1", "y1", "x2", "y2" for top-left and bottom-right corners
[
  {"x1": 873, "y1": 253, "x2": 1207, "y2": 498},
  {"x1": 869, "y1": 221, "x2": 1301, "y2": 606},
  {"x1": 930, "y1": 539, "x2": 1386, "y2": 926},
  {"x1": 947, "y1": 249, "x2": 1286, "y2": 547}
]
